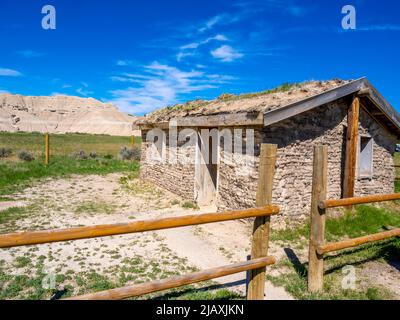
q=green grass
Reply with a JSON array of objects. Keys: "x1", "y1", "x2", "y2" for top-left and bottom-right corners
[
  {"x1": 150, "y1": 82, "x2": 301, "y2": 116},
  {"x1": 155, "y1": 288, "x2": 243, "y2": 300},
  {"x1": 0, "y1": 130, "x2": 141, "y2": 196},
  {"x1": 271, "y1": 204, "x2": 400, "y2": 243},
  {"x1": 0, "y1": 131, "x2": 141, "y2": 160},
  {"x1": 0, "y1": 156, "x2": 139, "y2": 196},
  {"x1": 74, "y1": 201, "x2": 118, "y2": 215},
  {"x1": 181, "y1": 201, "x2": 200, "y2": 210},
  {"x1": 217, "y1": 82, "x2": 298, "y2": 102},
  {"x1": 269, "y1": 204, "x2": 400, "y2": 300},
  {"x1": 266, "y1": 266, "x2": 392, "y2": 300},
  {"x1": 0, "y1": 206, "x2": 30, "y2": 225}
]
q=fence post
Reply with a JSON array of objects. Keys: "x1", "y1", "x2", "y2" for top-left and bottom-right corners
[
  {"x1": 247, "y1": 143, "x2": 277, "y2": 300},
  {"x1": 45, "y1": 133, "x2": 50, "y2": 166},
  {"x1": 308, "y1": 145, "x2": 328, "y2": 292}
]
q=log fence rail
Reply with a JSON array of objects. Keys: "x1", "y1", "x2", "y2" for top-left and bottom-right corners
[
  {"x1": 0, "y1": 143, "x2": 279, "y2": 300},
  {"x1": 308, "y1": 145, "x2": 400, "y2": 292}
]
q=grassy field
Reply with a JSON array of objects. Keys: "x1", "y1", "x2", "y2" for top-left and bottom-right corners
[
  {"x1": 0, "y1": 132, "x2": 140, "y2": 160},
  {"x1": 0, "y1": 132, "x2": 141, "y2": 197}
]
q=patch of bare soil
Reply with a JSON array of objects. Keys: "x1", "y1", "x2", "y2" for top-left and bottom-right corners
[
  {"x1": 359, "y1": 260, "x2": 400, "y2": 298},
  {"x1": 0, "y1": 173, "x2": 292, "y2": 300}
]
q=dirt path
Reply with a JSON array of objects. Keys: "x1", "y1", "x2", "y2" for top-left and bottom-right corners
[{"x1": 0, "y1": 173, "x2": 293, "y2": 300}]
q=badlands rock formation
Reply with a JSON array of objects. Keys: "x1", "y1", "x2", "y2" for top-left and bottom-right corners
[{"x1": 0, "y1": 94, "x2": 139, "y2": 136}]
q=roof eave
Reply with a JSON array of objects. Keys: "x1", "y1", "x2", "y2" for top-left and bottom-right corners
[{"x1": 263, "y1": 77, "x2": 400, "y2": 138}]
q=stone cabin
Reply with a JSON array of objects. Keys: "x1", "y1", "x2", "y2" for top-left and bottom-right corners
[{"x1": 135, "y1": 78, "x2": 400, "y2": 226}]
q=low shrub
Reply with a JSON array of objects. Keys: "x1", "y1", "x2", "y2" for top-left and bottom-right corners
[
  {"x1": 0, "y1": 147, "x2": 12, "y2": 158},
  {"x1": 89, "y1": 152, "x2": 98, "y2": 159},
  {"x1": 17, "y1": 150, "x2": 34, "y2": 162},
  {"x1": 119, "y1": 146, "x2": 141, "y2": 161},
  {"x1": 182, "y1": 201, "x2": 199, "y2": 210},
  {"x1": 71, "y1": 150, "x2": 88, "y2": 160}
]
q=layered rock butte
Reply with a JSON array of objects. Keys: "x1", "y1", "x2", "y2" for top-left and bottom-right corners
[{"x1": 0, "y1": 94, "x2": 139, "y2": 136}]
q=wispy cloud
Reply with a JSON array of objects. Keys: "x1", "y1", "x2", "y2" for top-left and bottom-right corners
[
  {"x1": 198, "y1": 13, "x2": 242, "y2": 33},
  {"x1": 198, "y1": 15, "x2": 224, "y2": 33},
  {"x1": 16, "y1": 50, "x2": 45, "y2": 58},
  {"x1": 356, "y1": 24, "x2": 400, "y2": 32},
  {"x1": 0, "y1": 89, "x2": 10, "y2": 94},
  {"x1": 76, "y1": 85, "x2": 93, "y2": 97},
  {"x1": 233, "y1": 0, "x2": 307, "y2": 17},
  {"x1": 211, "y1": 45, "x2": 243, "y2": 62},
  {"x1": 109, "y1": 62, "x2": 235, "y2": 114},
  {"x1": 0, "y1": 68, "x2": 22, "y2": 77},
  {"x1": 177, "y1": 34, "x2": 228, "y2": 61},
  {"x1": 116, "y1": 60, "x2": 135, "y2": 66}
]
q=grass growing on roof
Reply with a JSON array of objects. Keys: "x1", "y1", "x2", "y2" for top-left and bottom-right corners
[
  {"x1": 148, "y1": 82, "x2": 302, "y2": 116},
  {"x1": 216, "y1": 82, "x2": 300, "y2": 102}
]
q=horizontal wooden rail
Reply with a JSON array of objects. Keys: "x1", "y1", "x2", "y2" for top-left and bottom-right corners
[
  {"x1": 0, "y1": 205, "x2": 279, "y2": 248},
  {"x1": 317, "y1": 228, "x2": 400, "y2": 255},
  {"x1": 64, "y1": 256, "x2": 276, "y2": 300},
  {"x1": 319, "y1": 193, "x2": 400, "y2": 209}
]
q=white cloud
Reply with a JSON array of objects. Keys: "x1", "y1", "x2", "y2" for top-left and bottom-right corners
[
  {"x1": 116, "y1": 60, "x2": 134, "y2": 66},
  {"x1": 109, "y1": 62, "x2": 234, "y2": 114},
  {"x1": 17, "y1": 50, "x2": 45, "y2": 58},
  {"x1": 0, "y1": 68, "x2": 22, "y2": 77},
  {"x1": 0, "y1": 89, "x2": 9, "y2": 94},
  {"x1": 357, "y1": 24, "x2": 400, "y2": 32},
  {"x1": 198, "y1": 15, "x2": 224, "y2": 33},
  {"x1": 197, "y1": 13, "x2": 242, "y2": 33},
  {"x1": 211, "y1": 45, "x2": 243, "y2": 62},
  {"x1": 234, "y1": 1, "x2": 307, "y2": 17},
  {"x1": 177, "y1": 34, "x2": 228, "y2": 61},
  {"x1": 76, "y1": 87, "x2": 93, "y2": 97}
]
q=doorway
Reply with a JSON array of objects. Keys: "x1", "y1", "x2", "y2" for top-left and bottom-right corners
[{"x1": 195, "y1": 128, "x2": 219, "y2": 206}]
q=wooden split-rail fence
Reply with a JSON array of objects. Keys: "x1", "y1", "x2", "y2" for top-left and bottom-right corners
[
  {"x1": 42, "y1": 133, "x2": 137, "y2": 166},
  {"x1": 308, "y1": 145, "x2": 400, "y2": 292},
  {"x1": 0, "y1": 143, "x2": 399, "y2": 299}
]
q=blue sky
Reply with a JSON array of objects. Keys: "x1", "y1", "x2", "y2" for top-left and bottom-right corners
[{"x1": 1, "y1": 0, "x2": 400, "y2": 116}]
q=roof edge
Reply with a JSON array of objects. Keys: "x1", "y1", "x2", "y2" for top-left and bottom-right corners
[
  {"x1": 263, "y1": 77, "x2": 400, "y2": 137},
  {"x1": 263, "y1": 78, "x2": 367, "y2": 126}
]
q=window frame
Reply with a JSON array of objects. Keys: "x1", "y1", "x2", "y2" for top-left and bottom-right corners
[{"x1": 357, "y1": 134, "x2": 373, "y2": 180}]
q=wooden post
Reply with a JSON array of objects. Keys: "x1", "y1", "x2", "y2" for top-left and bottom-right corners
[
  {"x1": 247, "y1": 144, "x2": 277, "y2": 300},
  {"x1": 308, "y1": 145, "x2": 328, "y2": 292},
  {"x1": 45, "y1": 133, "x2": 50, "y2": 166},
  {"x1": 343, "y1": 97, "x2": 360, "y2": 204}
]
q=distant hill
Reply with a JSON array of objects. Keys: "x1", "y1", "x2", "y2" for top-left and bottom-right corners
[{"x1": 0, "y1": 94, "x2": 140, "y2": 136}]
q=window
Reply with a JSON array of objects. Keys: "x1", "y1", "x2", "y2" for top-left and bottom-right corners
[{"x1": 358, "y1": 136, "x2": 373, "y2": 179}]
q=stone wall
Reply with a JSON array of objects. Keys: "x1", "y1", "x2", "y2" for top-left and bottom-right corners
[
  {"x1": 355, "y1": 108, "x2": 396, "y2": 194},
  {"x1": 217, "y1": 99, "x2": 396, "y2": 227},
  {"x1": 140, "y1": 128, "x2": 196, "y2": 201},
  {"x1": 140, "y1": 99, "x2": 396, "y2": 226}
]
